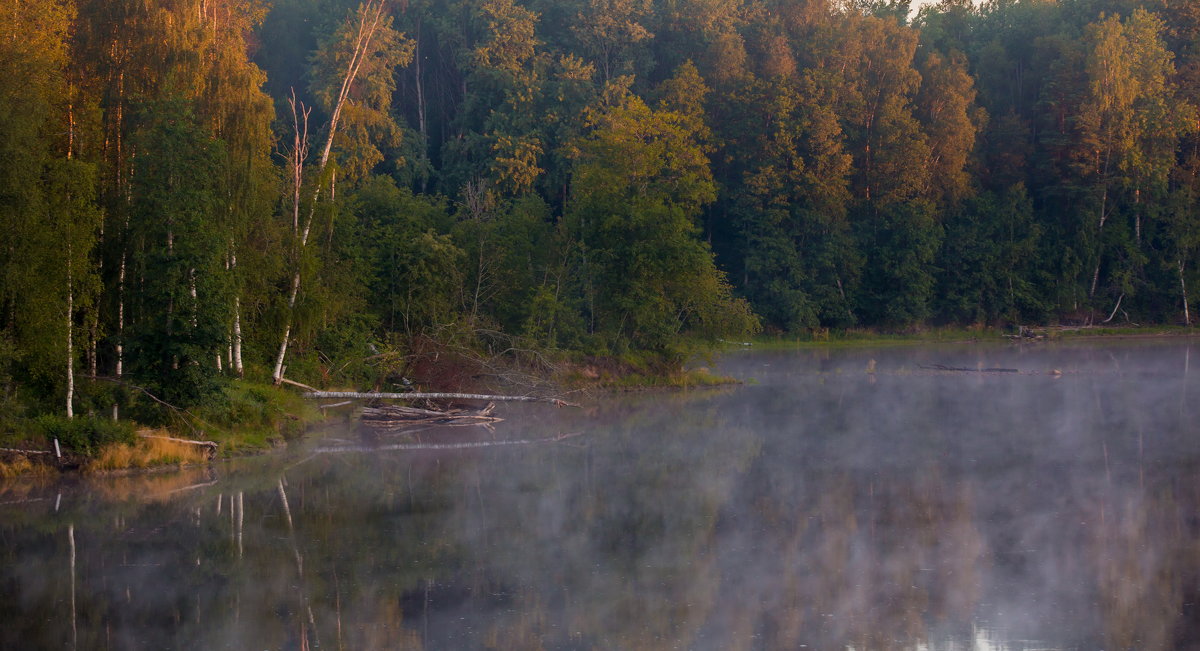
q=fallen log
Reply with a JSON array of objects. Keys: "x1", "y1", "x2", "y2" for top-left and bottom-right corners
[
  {"x1": 303, "y1": 390, "x2": 578, "y2": 407},
  {"x1": 919, "y1": 364, "x2": 1019, "y2": 373},
  {"x1": 138, "y1": 434, "x2": 219, "y2": 459},
  {"x1": 279, "y1": 377, "x2": 320, "y2": 392},
  {"x1": 138, "y1": 433, "x2": 219, "y2": 449},
  {"x1": 0, "y1": 446, "x2": 52, "y2": 456}
]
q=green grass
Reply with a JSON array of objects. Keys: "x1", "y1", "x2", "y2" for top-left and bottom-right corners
[
  {"x1": 739, "y1": 324, "x2": 1198, "y2": 350},
  {"x1": 745, "y1": 326, "x2": 1004, "y2": 350},
  {"x1": 604, "y1": 367, "x2": 739, "y2": 390},
  {"x1": 557, "y1": 350, "x2": 741, "y2": 390},
  {"x1": 189, "y1": 380, "x2": 323, "y2": 454},
  {"x1": 32, "y1": 415, "x2": 137, "y2": 455}
]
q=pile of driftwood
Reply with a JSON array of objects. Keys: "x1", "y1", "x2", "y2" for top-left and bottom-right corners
[
  {"x1": 300, "y1": 389, "x2": 577, "y2": 431},
  {"x1": 360, "y1": 402, "x2": 503, "y2": 428}
]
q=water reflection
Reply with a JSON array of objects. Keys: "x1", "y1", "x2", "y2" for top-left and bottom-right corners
[{"x1": 1, "y1": 341, "x2": 1198, "y2": 649}]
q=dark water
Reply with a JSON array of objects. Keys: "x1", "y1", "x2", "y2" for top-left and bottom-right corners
[{"x1": 3, "y1": 341, "x2": 1200, "y2": 650}]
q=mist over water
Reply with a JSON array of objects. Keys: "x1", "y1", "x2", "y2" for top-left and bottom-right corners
[{"x1": 3, "y1": 340, "x2": 1199, "y2": 650}]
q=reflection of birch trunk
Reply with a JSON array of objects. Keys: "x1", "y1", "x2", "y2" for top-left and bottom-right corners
[
  {"x1": 236, "y1": 492, "x2": 244, "y2": 558},
  {"x1": 273, "y1": 0, "x2": 391, "y2": 385},
  {"x1": 1179, "y1": 259, "x2": 1190, "y2": 326},
  {"x1": 278, "y1": 478, "x2": 320, "y2": 648},
  {"x1": 69, "y1": 523, "x2": 77, "y2": 651}
]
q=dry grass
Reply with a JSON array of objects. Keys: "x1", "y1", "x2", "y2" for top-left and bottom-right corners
[
  {"x1": 0, "y1": 455, "x2": 55, "y2": 479},
  {"x1": 86, "y1": 429, "x2": 212, "y2": 472}
]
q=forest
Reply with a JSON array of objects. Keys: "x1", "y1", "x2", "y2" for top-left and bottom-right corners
[{"x1": 3, "y1": 0, "x2": 1200, "y2": 424}]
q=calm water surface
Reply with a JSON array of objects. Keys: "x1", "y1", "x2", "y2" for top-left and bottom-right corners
[{"x1": 3, "y1": 341, "x2": 1200, "y2": 650}]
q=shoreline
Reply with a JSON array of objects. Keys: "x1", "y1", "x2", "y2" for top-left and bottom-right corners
[{"x1": 4, "y1": 327, "x2": 1196, "y2": 477}]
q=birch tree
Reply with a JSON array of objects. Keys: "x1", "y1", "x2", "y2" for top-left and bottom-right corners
[{"x1": 272, "y1": 0, "x2": 413, "y2": 384}]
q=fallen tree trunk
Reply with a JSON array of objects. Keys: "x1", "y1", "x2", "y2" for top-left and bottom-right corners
[
  {"x1": 0, "y1": 447, "x2": 52, "y2": 456},
  {"x1": 303, "y1": 391, "x2": 578, "y2": 407},
  {"x1": 138, "y1": 434, "x2": 219, "y2": 459},
  {"x1": 138, "y1": 433, "x2": 218, "y2": 449}
]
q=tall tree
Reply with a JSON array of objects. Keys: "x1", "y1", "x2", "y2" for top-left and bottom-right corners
[
  {"x1": 0, "y1": 0, "x2": 103, "y2": 416},
  {"x1": 125, "y1": 98, "x2": 229, "y2": 407},
  {"x1": 569, "y1": 74, "x2": 757, "y2": 356},
  {"x1": 272, "y1": 0, "x2": 413, "y2": 384},
  {"x1": 1077, "y1": 9, "x2": 1194, "y2": 311}
]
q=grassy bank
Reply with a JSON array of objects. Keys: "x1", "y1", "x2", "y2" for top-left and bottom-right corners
[
  {"x1": 744, "y1": 324, "x2": 1198, "y2": 349},
  {"x1": 0, "y1": 379, "x2": 325, "y2": 476}
]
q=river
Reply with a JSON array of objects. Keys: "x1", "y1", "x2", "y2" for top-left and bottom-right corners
[{"x1": 2, "y1": 340, "x2": 1198, "y2": 649}]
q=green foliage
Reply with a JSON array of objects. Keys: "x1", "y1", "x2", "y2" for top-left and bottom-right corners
[
  {"x1": 34, "y1": 415, "x2": 136, "y2": 455},
  {"x1": 570, "y1": 73, "x2": 758, "y2": 358},
  {"x1": 125, "y1": 98, "x2": 232, "y2": 407},
  {"x1": 193, "y1": 381, "x2": 319, "y2": 448},
  {"x1": 10, "y1": 0, "x2": 1200, "y2": 440},
  {"x1": 935, "y1": 185, "x2": 1047, "y2": 324}
]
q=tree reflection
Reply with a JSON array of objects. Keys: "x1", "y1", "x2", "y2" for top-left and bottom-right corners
[{"x1": 3, "y1": 344, "x2": 1200, "y2": 649}]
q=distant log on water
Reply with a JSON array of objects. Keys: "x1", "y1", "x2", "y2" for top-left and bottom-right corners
[{"x1": 918, "y1": 364, "x2": 1019, "y2": 373}]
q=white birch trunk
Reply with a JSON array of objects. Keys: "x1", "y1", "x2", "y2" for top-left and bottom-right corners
[
  {"x1": 272, "y1": 1, "x2": 390, "y2": 384},
  {"x1": 1180, "y1": 259, "x2": 1191, "y2": 326},
  {"x1": 66, "y1": 249, "x2": 74, "y2": 419},
  {"x1": 232, "y1": 295, "x2": 244, "y2": 376},
  {"x1": 69, "y1": 523, "x2": 77, "y2": 650},
  {"x1": 116, "y1": 253, "x2": 125, "y2": 377}
]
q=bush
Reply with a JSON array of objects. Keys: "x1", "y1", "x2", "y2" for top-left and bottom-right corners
[{"x1": 34, "y1": 415, "x2": 136, "y2": 455}]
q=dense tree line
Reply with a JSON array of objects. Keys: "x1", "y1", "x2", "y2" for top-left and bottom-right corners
[{"x1": 3, "y1": 0, "x2": 1200, "y2": 416}]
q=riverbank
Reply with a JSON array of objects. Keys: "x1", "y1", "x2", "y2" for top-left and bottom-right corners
[
  {"x1": 0, "y1": 379, "x2": 325, "y2": 476},
  {"x1": 745, "y1": 324, "x2": 1198, "y2": 349},
  {"x1": 4, "y1": 324, "x2": 1194, "y2": 476}
]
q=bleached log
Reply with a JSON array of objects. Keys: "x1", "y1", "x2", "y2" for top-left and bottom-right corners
[
  {"x1": 0, "y1": 447, "x2": 52, "y2": 455},
  {"x1": 138, "y1": 433, "x2": 219, "y2": 450},
  {"x1": 279, "y1": 376, "x2": 319, "y2": 392},
  {"x1": 303, "y1": 391, "x2": 578, "y2": 407}
]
